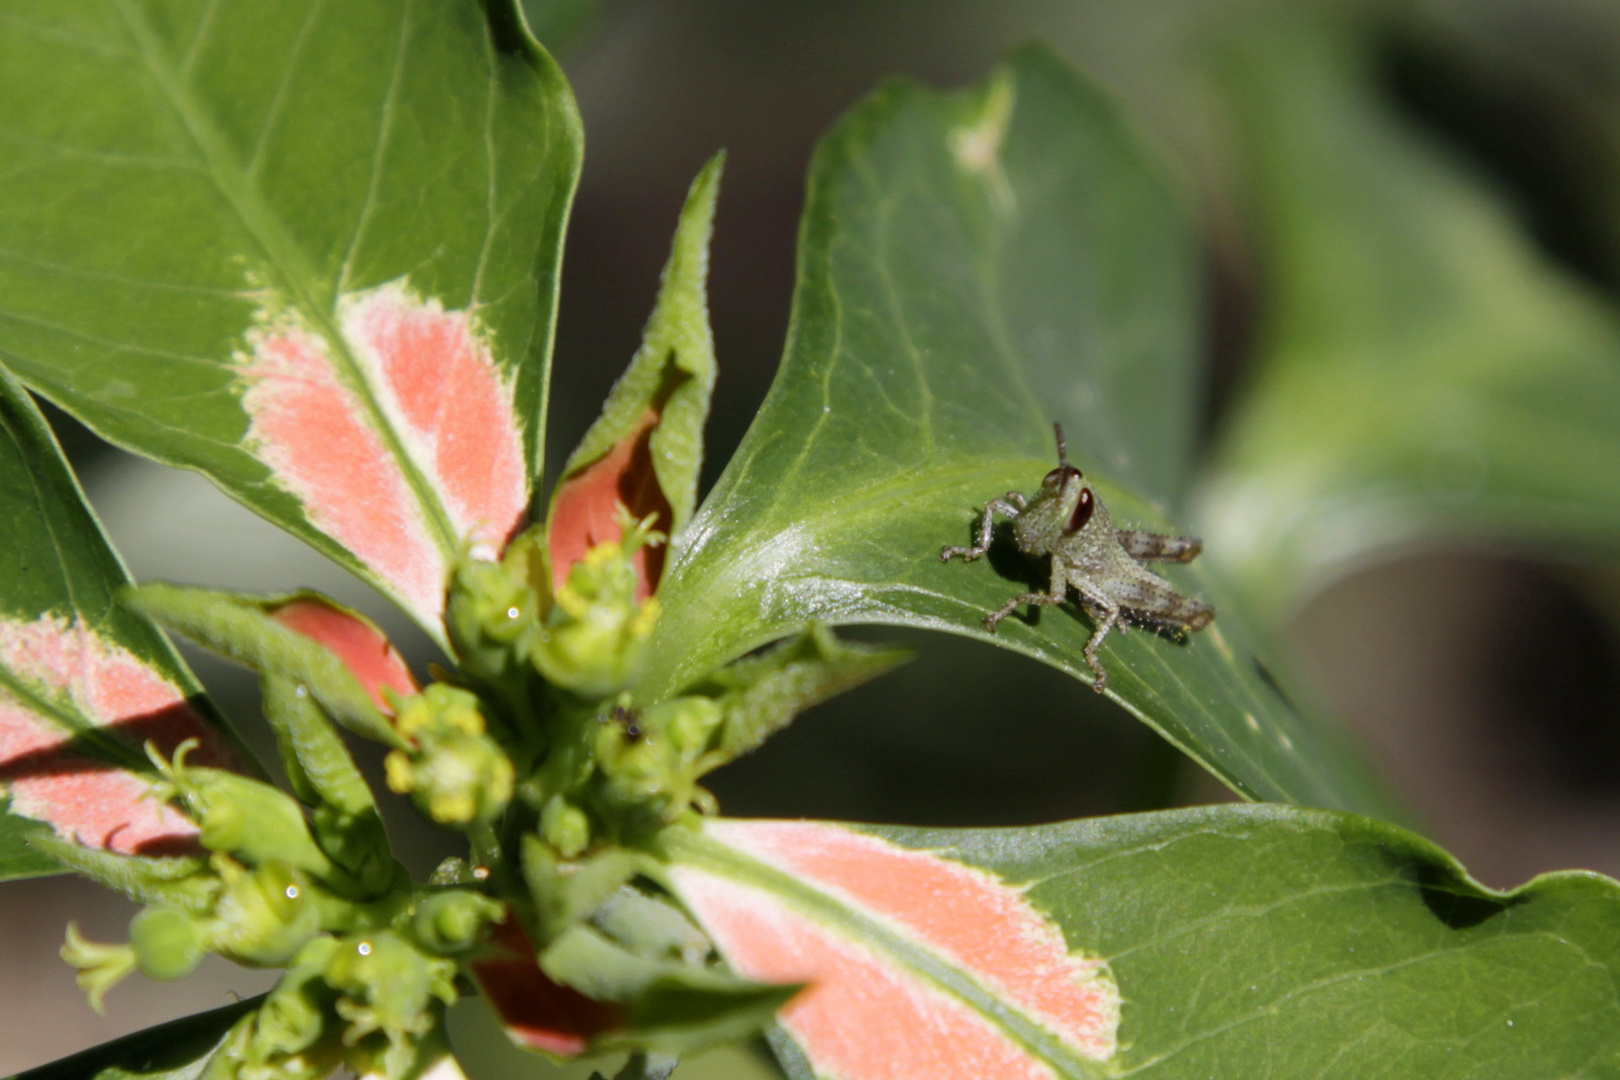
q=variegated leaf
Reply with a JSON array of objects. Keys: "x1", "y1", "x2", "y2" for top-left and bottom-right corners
[
  {"x1": 664, "y1": 811, "x2": 1620, "y2": 1080},
  {"x1": 0, "y1": 1, "x2": 581, "y2": 638},
  {"x1": 0, "y1": 367, "x2": 248, "y2": 879}
]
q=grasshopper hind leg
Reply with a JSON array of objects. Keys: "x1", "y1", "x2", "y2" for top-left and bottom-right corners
[{"x1": 1115, "y1": 530, "x2": 1202, "y2": 563}]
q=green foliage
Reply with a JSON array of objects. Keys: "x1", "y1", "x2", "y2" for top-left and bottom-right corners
[
  {"x1": 672, "y1": 807, "x2": 1620, "y2": 1079},
  {"x1": 0, "y1": 366, "x2": 252, "y2": 881},
  {"x1": 0, "y1": 0, "x2": 580, "y2": 636},
  {"x1": 0, "y1": 4, "x2": 1618, "y2": 1080},
  {"x1": 9, "y1": 996, "x2": 262, "y2": 1080},
  {"x1": 1201, "y1": 18, "x2": 1620, "y2": 623},
  {"x1": 644, "y1": 45, "x2": 1392, "y2": 815}
]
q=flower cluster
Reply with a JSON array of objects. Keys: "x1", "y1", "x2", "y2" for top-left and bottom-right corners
[{"x1": 49, "y1": 510, "x2": 905, "y2": 1078}]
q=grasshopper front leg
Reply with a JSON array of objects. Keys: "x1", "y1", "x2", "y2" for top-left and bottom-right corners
[
  {"x1": 941, "y1": 493, "x2": 1027, "y2": 562},
  {"x1": 982, "y1": 552, "x2": 1068, "y2": 633}
]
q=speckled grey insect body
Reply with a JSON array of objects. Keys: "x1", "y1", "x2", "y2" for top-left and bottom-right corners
[{"x1": 940, "y1": 424, "x2": 1213, "y2": 692}]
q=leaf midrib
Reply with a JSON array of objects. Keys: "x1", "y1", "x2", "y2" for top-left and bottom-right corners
[{"x1": 109, "y1": 0, "x2": 461, "y2": 560}]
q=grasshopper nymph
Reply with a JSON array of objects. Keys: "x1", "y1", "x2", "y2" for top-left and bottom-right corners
[{"x1": 941, "y1": 423, "x2": 1213, "y2": 692}]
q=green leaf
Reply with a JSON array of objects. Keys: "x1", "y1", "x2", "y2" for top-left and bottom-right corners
[
  {"x1": 124, "y1": 583, "x2": 407, "y2": 748},
  {"x1": 689, "y1": 625, "x2": 911, "y2": 765},
  {"x1": 664, "y1": 812, "x2": 1620, "y2": 1080},
  {"x1": 10, "y1": 994, "x2": 260, "y2": 1080},
  {"x1": 549, "y1": 154, "x2": 723, "y2": 597},
  {"x1": 0, "y1": 366, "x2": 253, "y2": 881},
  {"x1": 642, "y1": 44, "x2": 1391, "y2": 813},
  {"x1": 0, "y1": 0, "x2": 582, "y2": 638},
  {"x1": 1199, "y1": 18, "x2": 1620, "y2": 624},
  {"x1": 541, "y1": 923, "x2": 800, "y2": 1056}
]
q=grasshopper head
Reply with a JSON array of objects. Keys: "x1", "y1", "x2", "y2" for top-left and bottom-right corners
[{"x1": 1041, "y1": 423, "x2": 1095, "y2": 535}]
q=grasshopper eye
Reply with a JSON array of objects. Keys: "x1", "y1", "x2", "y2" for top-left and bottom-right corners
[
  {"x1": 1066, "y1": 488, "x2": 1095, "y2": 533},
  {"x1": 1044, "y1": 464, "x2": 1082, "y2": 486}
]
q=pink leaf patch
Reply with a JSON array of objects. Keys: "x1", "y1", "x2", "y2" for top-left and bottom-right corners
[
  {"x1": 269, "y1": 597, "x2": 417, "y2": 713},
  {"x1": 668, "y1": 820, "x2": 1119, "y2": 1080},
  {"x1": 236, "y1": 281, "x2": 529, "y2": 628},
  {"x1": 548, "y1": 406, "x2": 670, "y2": 601},
  {"x1": 341, "y1": 282, "x2": 529, "y2": 559},
  {"x1": 0, "y1": 614, "x2": 236, "y2": 856}
]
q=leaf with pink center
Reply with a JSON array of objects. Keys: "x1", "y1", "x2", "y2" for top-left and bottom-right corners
[
  {"x1": 664, "y1": 819, "x2": 1119, "y2": 1080},
  {"x1": 665, "y1": 810, "x2": 1620, "y2": 1079},
  {"x1": 0, "y1": 1, "x2": 581, "y2": 640},
  {"x1": 549, "y1": 155, "x2": 722, "y2": 598},
  {"x1": 0, "y1": 369, "x2": 251, "y2": 880}
]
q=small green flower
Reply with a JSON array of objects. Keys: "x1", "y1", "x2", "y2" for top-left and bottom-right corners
[
  {"x1": 531, "y1": 511, "x2": 664, "y2": 699},
  {"x1": 385, "y1": 684, "x2": 515, "y2": 826},
  {"x1": 60, "y1": 923, "x2": 136, "y2": 1013}
]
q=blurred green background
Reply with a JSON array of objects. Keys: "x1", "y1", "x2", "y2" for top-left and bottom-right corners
[{"x1": 10, "y1": 0, "x2": 1620, "y2": 1075}]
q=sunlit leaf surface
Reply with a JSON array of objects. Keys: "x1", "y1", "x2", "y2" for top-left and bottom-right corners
[
  {"x1": 669, "y1": 810, "x2": 1620, "y2": 1080},
  {"x1": 0, "y1": 0, "x2": 581, "y2": 637},
  {"x1": 645, "y1": 45, "x2": 1391, "y2": 813}
]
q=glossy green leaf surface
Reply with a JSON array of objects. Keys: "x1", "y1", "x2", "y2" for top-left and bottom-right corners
[
  {"x1": 644, "y1": 44, "x2": 1390, "y2": 813},
  {"x1": 667, "y1": 809, "x2": 1620, "y2": 1080},
  {"x1": 12, "y1": 996, "x2": 260, "y2": 1080},
  {"x1": 1199, "y1": 20, "x2": 1620, "y2": 624},
  {"x1": 0, "y1": 368, "x2": 251, "y2": 881},
  {"x1": 0, "y1": 0, "x2": 581, "y2": 636}
]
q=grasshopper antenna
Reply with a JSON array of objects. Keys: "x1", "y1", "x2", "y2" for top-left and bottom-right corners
[{"x1": 1053, "y1": 422, "x2": 1069, "y2": 466}]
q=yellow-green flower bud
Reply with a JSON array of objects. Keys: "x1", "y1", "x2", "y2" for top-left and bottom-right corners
[
  {"x1": 446, "y1": 557, "x2": 540, "y2": 684},
  {"x1": 410, "y1": 890, "x2": 505, "y2": 955},
  {"x1": 252, "y1": 936, "x2": 339, "y2": 1060},
  {"x1": 129, "y1": 906, "x2": 205, "y2": 981},
  {"x1": 149, "y1": 740, "x2": 335, "y2": 879},
  {"x1": 207, "y1": 859, "x2": 321, "y2": 967},
  {"x1": 531, "y1": 534, "x2": 661, "y2": 699},
  {"x1": 541, "y1": 795, "x2": 592, "y2": 858},
  {"x1": 385, "y1": 685, "x2": 514, "y2": 827},
  {"x1": 324, "y1": 932, "x2": 456, "y2": 1051},
  {"x1": 591, "y1": 697, "x2": 722, "y2": 820}
]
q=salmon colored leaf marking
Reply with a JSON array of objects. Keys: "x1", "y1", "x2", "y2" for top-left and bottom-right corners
[
  {"x1": 237, "y1": 314, "x2": 448, "y2": 626},
  {"x1": 670, "y1": 821, "x2": 1118, "y2": 1079},
  {"x1": 549, "y1": 407, "x2": 671, "y2": 600},
  {"x1": 674, "y1": 869, "x2": 1068, "y2": 1080},
  {"x1": 270, "y1": 599, "x2": 418, "y2": 713},
  {"x1": 705, "y1": 821, "x2": 1117, "y2": 1061},
  {"x1": 0, "y1": 614, "x2": 235, "y2": 856},
  {"x1": 237, "y1": 281, "x2": 530, "y2": 627},
  {"x1": 340, "y1": 282, "x2": 529, "y2": 559},
  {"x1": 470, "y1": 920, "x2": 623, "y2": 1057}
]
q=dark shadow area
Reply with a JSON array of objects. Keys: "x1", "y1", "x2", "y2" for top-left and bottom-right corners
[
  {"x1": 705, "y1": 626, "x2": 1172, "y2": 827},
  {"x1": 1416, "y1": 864, "x2": 1517, "y2": 931}
]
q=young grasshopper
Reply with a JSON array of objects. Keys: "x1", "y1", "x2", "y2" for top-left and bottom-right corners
[{"x1": 941, "y1": 423, "x2": 1213, "y2": 692}]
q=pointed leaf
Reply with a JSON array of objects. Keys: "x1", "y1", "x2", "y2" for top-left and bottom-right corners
[
  {"x1": 125, "y1": 583, "x2": 408, "y2": 748},
  {"x1": 469, "y1": 918, "x2": 624, "y2": 1058},
  {"x1": 550, "y1": 155, "x2": 723, "y2": 598},
  {"x1": 0, "y1": 368, "x2": 248, "y2": 879},
  {"x1": 0, "y1": 1, "x2": 582, "y2": 637},
  {"x1": 665, "y1": 812, "x2": 1620, "y2": 1080},
  {"x1": 541, "y1": 922, "x2": 800, "y2": 1054},
  {"x1": 268, "y1": 594, "x2": 418, "y2": 712},
  {"x1": 1200, "y1": 19, "x2": 1620, "y2": 624},
  {"x1": 689, "y1": 625, "x2": 912, "y2": 764},
  {"x1": 642, "y1": 46, "x2": 1391, "y2": 813},
  {"x1": 10, "y1": 995, "x2": 261, "y2": 1080}
]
